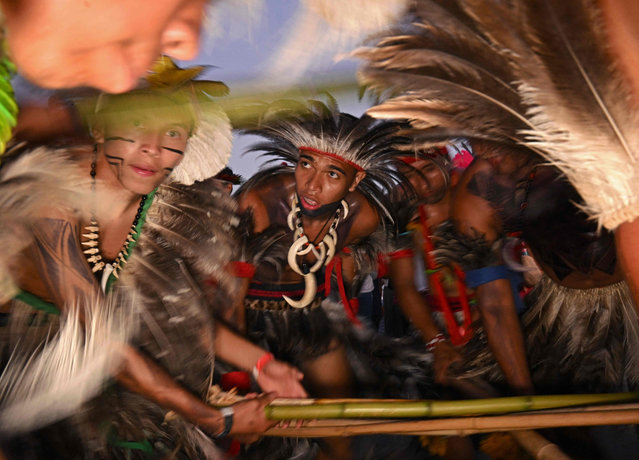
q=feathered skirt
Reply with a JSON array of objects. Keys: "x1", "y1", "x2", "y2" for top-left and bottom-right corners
[{"x1": 458, "y1": 275, "x2": 639, "y2": 393}]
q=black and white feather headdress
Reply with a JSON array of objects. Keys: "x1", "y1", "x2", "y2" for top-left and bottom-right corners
[{"x1": 241, "y1": 100, "x2": 408, "y2": 222}]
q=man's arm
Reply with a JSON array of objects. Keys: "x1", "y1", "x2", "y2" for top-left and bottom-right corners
[
  {"x1": 215, "y1": 322, "x2": 307, "y2": 398},
  {"x1": 474, "y1": 278, "x2": 533, "y2": 394},
  {"x1": 389, "y1": 255, "x2": 461, "y2": 384},
  {"x1": 237, "y1": 188, "x2": 272, "y2": 233},
  {"x1": 452, "y1": 160, "x2": 534, "y2": 394},
  {"x1": 615, "y1": 219, "x2": 639, "y2": 312}
]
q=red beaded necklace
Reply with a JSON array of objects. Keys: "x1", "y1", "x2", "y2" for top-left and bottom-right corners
[{"x1": 418, "y1": 205, "x2": 473, "y2": 346}]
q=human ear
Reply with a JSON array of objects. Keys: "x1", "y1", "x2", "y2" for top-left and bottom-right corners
[{"x1": 349, "y1": 171, "x2": 367, "y2": 192}]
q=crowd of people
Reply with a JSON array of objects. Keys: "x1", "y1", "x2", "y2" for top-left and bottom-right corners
[{"x1": 2, "y1": 0, "x2": 639, "y2": 459}]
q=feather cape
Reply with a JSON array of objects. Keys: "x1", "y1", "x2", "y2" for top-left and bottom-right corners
[{"x1": 0, "y1": 148, "x2": 242, "y2": 459}]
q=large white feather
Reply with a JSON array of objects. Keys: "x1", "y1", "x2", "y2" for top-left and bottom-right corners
[{"x1": 0, "y1": 290, "x2": 137, "y2": 435}]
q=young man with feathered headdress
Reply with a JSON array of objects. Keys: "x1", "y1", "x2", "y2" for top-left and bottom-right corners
[
  {"x1": 384, "y1": 144, "x2": 477, "y2": 385},
  {"x1": 233, "y1": 100, "x2": 411, "y2": 459},
  {"x1": 0, "y1": 58, "x2": 306, "y2": 459}
]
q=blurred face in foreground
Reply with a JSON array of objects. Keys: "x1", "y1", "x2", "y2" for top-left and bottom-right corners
[{"x1": 1, "y1": 0, "x2": 208, "y2": 93}]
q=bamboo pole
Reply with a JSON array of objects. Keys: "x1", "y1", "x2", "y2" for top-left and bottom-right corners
[
  {"x1": 264, "y1": 405, "x2": 639, "y2": 437},
  {"x1": 264, "y1": 392, "x2": 639, "y2": 420},
  {"x1": 511, "y1": 430, "x2": 571, "y2": 460}
]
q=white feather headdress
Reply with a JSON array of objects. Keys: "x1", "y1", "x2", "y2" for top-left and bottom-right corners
[{"x1": 90, "y1": 57, "x2": 232, "y2": 186}]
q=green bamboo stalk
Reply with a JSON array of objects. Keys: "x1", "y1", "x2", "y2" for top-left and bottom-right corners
[
  {"x1": 264, "y1": 404, "x2": 639, "y2": 437},
  {"x1": 264, "y1": 392, "x2": 639, "y2": 420}
]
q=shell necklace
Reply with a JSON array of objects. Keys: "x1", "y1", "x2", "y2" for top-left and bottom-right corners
[
  {"x1": 82, "y1": 156, "x2": 147, "y2": 291},
  {"x1": 284, "y1": 194, "x2": 348, "y2": 308}
]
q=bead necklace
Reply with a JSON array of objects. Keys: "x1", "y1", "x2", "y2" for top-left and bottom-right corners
[{"x1": 82, "y1": 156, "x2": 147, "y2": 283}]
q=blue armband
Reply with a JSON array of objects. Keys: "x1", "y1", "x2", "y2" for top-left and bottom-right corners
[{"x1": 465, "y1": 265, "x2": 526, "y2": 313}]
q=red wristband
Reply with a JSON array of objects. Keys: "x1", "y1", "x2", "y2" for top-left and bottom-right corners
[{"x1": 252, "y1": 352, "x2": 274, "y2": 380}]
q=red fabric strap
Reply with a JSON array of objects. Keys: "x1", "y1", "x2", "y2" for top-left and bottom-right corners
[
  {"x1": 418, "y1": 205, "x2": 473, "y2": 346},
  {"x1": 325, "y1": 256, "x2": 361, "y2": 326},
  {"x1": 398, "y1": 156, "x2": 418, "y2": 164},
  {"x1": 388, "y1": 249, "x2": 414, "y2": 260},
  {"x1": 230, "y1": 261, "x2": 256, "y2": 278},
  {"x1": 299, "y1": 146, "x2": 364, "y2": 172}
]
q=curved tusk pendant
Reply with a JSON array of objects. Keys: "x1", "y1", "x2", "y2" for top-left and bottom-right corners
[
  {"x1": 287, "y1": 208, "x2": 296, "y2": 231},
  {"x1": 287, "y1": 195, "x2": 299, "y2": 230},
  {"x1": 287, "y1": 235, "x2": 310, "y2": 275},
  {"x1": 341, "y1": 200, "x2": 349, "y2": 220},
  {"x1": 310, "y1": 243, "x2": 326, "y2": 272},
  {"x1": 324, "y1": 233, "x2": 337, "y2": 265},
  {"x1": 283, "y1": 273, "x2": 317, "y2": 308},
  {"x1": 298, "y1": 244, "x2": 313, "y2": 256}
]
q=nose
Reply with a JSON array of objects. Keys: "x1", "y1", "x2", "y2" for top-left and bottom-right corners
[
  {"x1": 87, "y1": 46, "x2": 140, "y2": 93},
  {"x1": 140, "y1": 132, "x2": 161, "y2": 157},
  {"x1": 160, "y1": 1, "x2": 206, "y2": 60},
  {"x1": 306, "y1": 171, "x2": 321, "y2": 193}
]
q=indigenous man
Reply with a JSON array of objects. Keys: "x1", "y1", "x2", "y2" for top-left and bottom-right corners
[
  {"x1": 386, "y1": 146, "x2": 469, "y2": 386},
  {"x1": 353, "y1": 0, "x2": 639, "y2": 319},
  {"x1": 384, "y1": 145, "x2": 481, "y2": 460},
  {"x1": 235, "y1": 103, "x2": 406, "y2": 459},
  {"x1": 442, "y1": 142, "x2": 639, "y2": 396},
  {"x1": 0, "y1": 64, "x2": 305, "y2": 459}
]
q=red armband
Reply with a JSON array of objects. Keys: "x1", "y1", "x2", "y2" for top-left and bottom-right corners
[
  {"x1": 251, "y1": 352, "x2": 274, "y2": 380},
  {"x1": 388, "y1": 249, "x2": 414, "y2": 260},
  {"x1": 230, "y1": 261, "x2": 256, "y2": 278}
]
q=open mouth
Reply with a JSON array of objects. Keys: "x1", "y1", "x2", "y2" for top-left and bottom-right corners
[
  {"x1": 131, "y1": 164, "x2": 157, "y2": 177},
  {"x1": 300, "y1": 196, "x2": 320, "y2": 210}
]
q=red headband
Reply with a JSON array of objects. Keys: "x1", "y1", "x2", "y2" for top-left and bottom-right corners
[
  {"x1": 299, "y1": 146, "x2": 364, "y2": 172},
  {"x1": 398, "y1": 156, "x2": 418, "y2": 164}
]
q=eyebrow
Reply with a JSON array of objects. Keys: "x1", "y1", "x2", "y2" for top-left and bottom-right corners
[
  {"x1": 104, "y1": 136, "x2": 135, "y2": 143},
  {"x1": 169, "y1": 122, "x2": 191, "y2": 131},
  {"x1": 328, "y1": 164, "x2": 346, "y2": 176},
  {"x1": 300, "y1": 153, "x2": 347, "y2": 176},
  {"x1": 299, "y1": 153, "x2": 315, "y2": 163}
]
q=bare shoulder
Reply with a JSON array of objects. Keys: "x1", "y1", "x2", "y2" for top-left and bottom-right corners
[
  {"x1": 236, "y1": 173, "x2": 295, "y2": 233},
  {"x1": 452, "y1": 159, "x2": 502, "y2": 243},
  {"x1": 344, "y1": 191, "x2": 380, "y2": 243}
]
